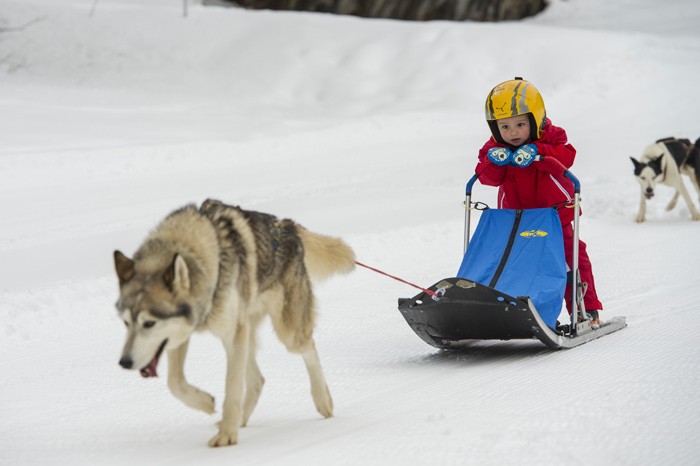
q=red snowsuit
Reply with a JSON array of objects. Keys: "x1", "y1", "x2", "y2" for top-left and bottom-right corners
[{"x1": 475, "y1": 119, "x2": 603, "y2": 313}]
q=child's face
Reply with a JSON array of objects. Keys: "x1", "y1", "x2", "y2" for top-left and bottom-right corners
[{"x1": 496, "y1": 114, "x2": 531, "y2": 146}]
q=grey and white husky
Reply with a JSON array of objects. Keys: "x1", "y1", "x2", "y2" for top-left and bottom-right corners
[
  {"x1": 630, "y1": 137, "x2": 700, "y2": 222},
  {"x1": 114, "y1": 199, "x2": 355, "y2": 447}
]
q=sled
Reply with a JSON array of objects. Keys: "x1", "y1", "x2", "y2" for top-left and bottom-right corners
[{"x1": 398, "y1": 157, "x2": 626, "y2": 350}]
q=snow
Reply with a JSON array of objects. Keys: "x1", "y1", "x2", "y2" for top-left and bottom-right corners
[{"x1": 1, "y1": 0, "x2": 699, "y2": 464}]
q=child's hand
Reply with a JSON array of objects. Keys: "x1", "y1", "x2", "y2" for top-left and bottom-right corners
[
  {"x1": 487, "y1": 147, "x2": 513, "y2": 166},
  {"x1": 512, "y1": 144, "x2": 537, "y2": 167}
]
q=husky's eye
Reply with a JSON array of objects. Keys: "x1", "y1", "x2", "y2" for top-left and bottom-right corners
[
  {"x1": 143, "y1": 320, "x2": 156, "y2": 329},
  {"x1": 123, "y1": 320, "x2": 129, "y2": 328}
]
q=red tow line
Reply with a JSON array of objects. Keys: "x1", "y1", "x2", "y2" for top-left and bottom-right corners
[{"x1": 354, "y1": 261, "x2": 438, "y2": 298}]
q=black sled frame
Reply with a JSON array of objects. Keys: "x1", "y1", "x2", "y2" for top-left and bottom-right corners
[{"x1": 398, "y1": 158, "x2": 626, "y2": 350}]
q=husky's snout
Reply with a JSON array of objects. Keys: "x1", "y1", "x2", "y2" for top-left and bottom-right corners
[
  {"x1": 645, "y1": 187, "x2": 654, "y2": 199},
  {"x1": 118, "y1": 339, "x2": 167, "y2": 378},
  {"x1": 119, "y1": 356, "x2": 134, "y2": 369}
]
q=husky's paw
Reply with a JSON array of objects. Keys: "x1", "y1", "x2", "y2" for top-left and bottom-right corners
[
  {"x1": 208, "y1": 429, "x2": 238, "y2": 448},
  {"x1": 191, "y1": 390, "x2": 216, "y2": 415},
  {"x1": 635, "y1": 214, "x2": 645, "y2": 223},
  {"x1": 692, "y1": 213, "x2": 700, "y2": 221},
  {"x1": 312, "y1": 383, "x2": 334, "y2": 418},
  {"x1": 241, "y1": 379, "x2": 265, "y2": 427},
  {"x1": 171, "y1": 384, "x2": 216, "y2": 414}
]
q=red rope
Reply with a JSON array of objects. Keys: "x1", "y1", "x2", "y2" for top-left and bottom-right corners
[{"x1": 355, "y1": 261, "x2": 438, "y2": 297}]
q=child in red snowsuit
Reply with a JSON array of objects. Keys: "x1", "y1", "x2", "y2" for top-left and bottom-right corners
[{"x1": 475, "y1": 78, "x2": 602, "y2": 323}]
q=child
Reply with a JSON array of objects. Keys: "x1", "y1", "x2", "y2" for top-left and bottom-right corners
[{"x1": 474, "y1": 77, "x2": 602, "y2": 325}]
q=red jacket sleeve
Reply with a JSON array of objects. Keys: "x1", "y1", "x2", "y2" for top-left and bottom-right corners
[
  {"x1": 475, "y1": 138, "x2": 506, "y2": 186},
  {"x1": 533, "y1": 124, "x2": 576, "y2": 168}
]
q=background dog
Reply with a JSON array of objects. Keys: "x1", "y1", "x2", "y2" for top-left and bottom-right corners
[
  {"x1": 630, "y1": 137, "x2": 700, "y2": 222},
  {"x1": 114, "y1": 199, "x2": 355, "y2": 447}
]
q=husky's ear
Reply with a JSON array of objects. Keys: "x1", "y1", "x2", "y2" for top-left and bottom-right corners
[
  {"x1": 648, "y1": 156, "x2": 664, "y2": 173},
  {"x1": 164, "y1": 254, "x2": 190, "y2": 293},
  {"x1": 114, "y1": 250, "x2": 135, "y2": 286},
  {"x1": 630, "y1": 157, "x2": 644, "y2": 173}
]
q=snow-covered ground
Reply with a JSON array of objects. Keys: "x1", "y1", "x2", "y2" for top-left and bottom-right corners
[{"x1": 1, "y1": 0, "x2": 699, "y2": 464}]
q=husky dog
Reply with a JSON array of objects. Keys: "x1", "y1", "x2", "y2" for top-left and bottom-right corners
[
  {"x1": 114, "y1": 199, "x2": 355, "y2": 447},
  {"x1": 630, "y1": 137, "x2": 700, "y2": 222}
]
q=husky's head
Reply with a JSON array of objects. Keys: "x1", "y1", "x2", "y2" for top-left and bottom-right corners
[
  {"x1": 114, "y1": 250, "x2": 198, "y2": 378},
  {"x1": 630, "y1": 155, "x2": 663, "y2": 199}
]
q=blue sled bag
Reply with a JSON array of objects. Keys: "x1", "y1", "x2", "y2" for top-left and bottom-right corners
[{"x1": 457, "y1": 208, "x2": 567, "y2": 328}]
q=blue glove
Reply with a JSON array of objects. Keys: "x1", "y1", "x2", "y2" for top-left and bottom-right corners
[
  {"x1": 487, "y1": 147, "x2": 513, "y2": 166},
  {"x1": 512, "y1": 144, "x2": 537, "y2": 168}
]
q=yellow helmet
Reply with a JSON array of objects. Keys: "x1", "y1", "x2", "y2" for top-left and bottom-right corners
[{"x1": 485, "y1": 77, "x2": 546, "y2": 144}]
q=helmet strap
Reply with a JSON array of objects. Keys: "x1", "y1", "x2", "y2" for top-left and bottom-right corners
[
  {"x1": 528, "y1": 114, "x2": 539, "y2": 141},
  {"x1": 488, "y1": 120, "x2": 507, "y2": 145}
]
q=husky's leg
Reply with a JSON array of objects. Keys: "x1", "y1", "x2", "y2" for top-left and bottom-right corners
[
  {"x1": 677, "y1": 180, "x2": 700, "y2": 220},
  {"x1": 241, "y1": 329, "x2": 265, "y2": 427},
  {"x1": 692, "y1": 176, "x2": 700, "y2": 201},
  {"x1": 636, "y1": 191, "x2": 647, "y2": 223},
  {"x1": 167, "y1": 340, "x2": 215, "y2": 414},
  {"x1": 271, "y1": 332, "x2": 334, "y2": 418},
  {"x1": 666, "y1": 191, "x2": 680, "y2": 211},
  {"x1": 209, "y1": 323, "x2": 250, "y2": 447},
  {"x1": 301, "y1": 340, "x2": 334, "y2": 418},
  {"x1": 683, "y1": 166, "x2": 700, "y2": 201},
  {"x1": 270, "y1": 301, "x2": 333, "y2": 418}
]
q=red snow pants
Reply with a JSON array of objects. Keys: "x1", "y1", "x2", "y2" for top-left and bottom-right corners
[{"x1": 562, "y1": 223, "x2": 603, "y2": 314}]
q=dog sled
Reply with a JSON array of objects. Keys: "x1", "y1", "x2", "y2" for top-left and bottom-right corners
[{"x1": 398, "y1": 157, "x2": 626, "y2": 350}]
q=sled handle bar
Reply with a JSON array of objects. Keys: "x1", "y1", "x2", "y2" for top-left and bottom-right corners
[
  {"x1": 463, "y1": 173, "x2": 480, "y2": 255},
  {"x1": 464, "y1": 156, "x2": 586, "y2": 333},
  {"x1": 540, "y1": 156, "x2": 581, "y2": 194},
  {"x1": 534, "y1": 158, "x2": 585, "y2": 329},
  {"x1": 465, "y1": 172, "x2": 480, "y2": 196}
]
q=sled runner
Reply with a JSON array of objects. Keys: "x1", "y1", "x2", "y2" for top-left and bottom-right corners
[{"x1": 398, "y1": 158, "x2": 626, "y2": 350}]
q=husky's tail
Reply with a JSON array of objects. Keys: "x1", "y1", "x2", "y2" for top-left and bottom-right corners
[{"x1": 298, "y1": 227, "x2": 355, "y2": 281}]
